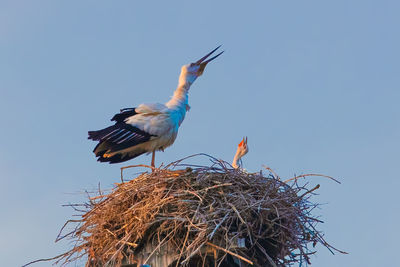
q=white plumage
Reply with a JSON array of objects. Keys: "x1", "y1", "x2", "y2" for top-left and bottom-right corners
[{"x1": 88, "y1": 46, "x2": 223, "y2": 167}]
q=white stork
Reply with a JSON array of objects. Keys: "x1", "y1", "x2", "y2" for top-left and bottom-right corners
[
  {"x1": 232, "y1": 137, "x2": 249, "y2": 169},
  {"x1": 88, "y1": 46, "x2": 223, "y2": 167}
]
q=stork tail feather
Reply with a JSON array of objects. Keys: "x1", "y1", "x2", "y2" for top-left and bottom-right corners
[
  {"x1": 88, "y1": 123, "x2": 152, "y2": 164},
  {"x1": 97, "y1": 151, "x2": 145, "y2": 164}
]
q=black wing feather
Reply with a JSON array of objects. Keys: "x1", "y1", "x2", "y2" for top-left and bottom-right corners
[
  {"x1": 111, "y1": 108, "x2": 137, "y2": 123},
  {"x1": 96, "y1": 150, "x2": 146, "y2": 164},
  {"x1": 88, "y1": 122, "x2": 154, "y2": 163}
]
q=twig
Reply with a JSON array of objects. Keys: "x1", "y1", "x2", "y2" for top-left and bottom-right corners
[
  {"x1": 284, "y1": 173, "x2": 341, "y2": 184},
  {"x1": 22, "y1": 253, "x2": 67, "y2": 267},
  {"x1": 262, "y1": 165, "x2": 280, "y2": 180},
  {"x1": 143, "y1": 230, "x2": 174, "y2": 265},
  {"x1": 208, "y1": 212, "x2": 230, "y2": 240},
  {"x1": 299, "y1": 184, "x2": 320, "y2": 199},
  {"x1": 201, "y1": 183, "x2": 233, "y2": 192},
  {"x1": 120, "y1": 164, "x2": 156, "y2": 181},
  {"x1": 228, "y1": 203, "x2": 246, "y2": 224},
  {"x1": 55, "y1": 220, "x2": 81, "y2": 242},
  {"x1": 206, "y1": 242, "x2": 253, "y2": 265}
]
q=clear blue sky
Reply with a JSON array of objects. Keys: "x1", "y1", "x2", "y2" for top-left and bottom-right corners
[{"x1": 1, "y1": 1, "x2": 399, "y2": 266}]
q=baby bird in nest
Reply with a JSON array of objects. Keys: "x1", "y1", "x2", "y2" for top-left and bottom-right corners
[{"x1": 232, "y1": 137, "x2": 249, "y2": 169}]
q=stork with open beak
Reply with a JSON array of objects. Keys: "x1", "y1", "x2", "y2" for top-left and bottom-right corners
[
  {"x1": 88, "y1": 46, "x2": 223, "y2": 167},
  {"x1": 232, "y1": 137, "x2": 249, "y2": 169}
]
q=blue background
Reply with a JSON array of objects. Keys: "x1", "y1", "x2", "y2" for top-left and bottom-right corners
[{"x1": 1, "y1": 1, "x2": 399, "y2": 266}]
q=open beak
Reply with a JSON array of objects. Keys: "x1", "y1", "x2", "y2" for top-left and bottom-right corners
[
  {"x1": 194, "y1": 45, "x2": 224, "y2": 75},
  {"x1": 195, "y1": 45, "x2": 224, "y2": 65},
  {"x1": 239, "y1": 136, "x2": 247, "y2": 147}
]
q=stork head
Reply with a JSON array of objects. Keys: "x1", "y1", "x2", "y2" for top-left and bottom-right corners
[
  {"x1": 180, "y1": 46, "x2": 224, "y2": 85},
  {"x1": 232, "y1": 136, "x2": 249, "y2": 169},
  {"x1": 237, "y1": 136, "x2": 249, "y2": 158}
]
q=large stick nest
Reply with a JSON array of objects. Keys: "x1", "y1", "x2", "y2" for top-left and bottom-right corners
[{"x1": 35, "y1": 155, "x2": 344, "y2": 266}]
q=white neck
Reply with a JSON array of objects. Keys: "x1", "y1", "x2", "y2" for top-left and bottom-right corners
[
  {"x1": 166, "y1": 66, "x2": 192, "y2": 110},
  {"x1": 165, "y1": 69, "x2": 192, "y2": 126},
  {"x1": 232, "y1": 151, "x2": 240, "y2": 169},
  {"x1": 165, "y1": 83, "x2": 189, "y2": 109}
]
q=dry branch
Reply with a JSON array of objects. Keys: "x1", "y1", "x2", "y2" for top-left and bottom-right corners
[{"x1": 25, "y1": 155, "x2": 344, "y2": 267}]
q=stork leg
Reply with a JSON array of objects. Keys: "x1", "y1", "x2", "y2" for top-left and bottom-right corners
[{"x1": 151, "y1": 151, "x2": 156, "y2": 169}]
